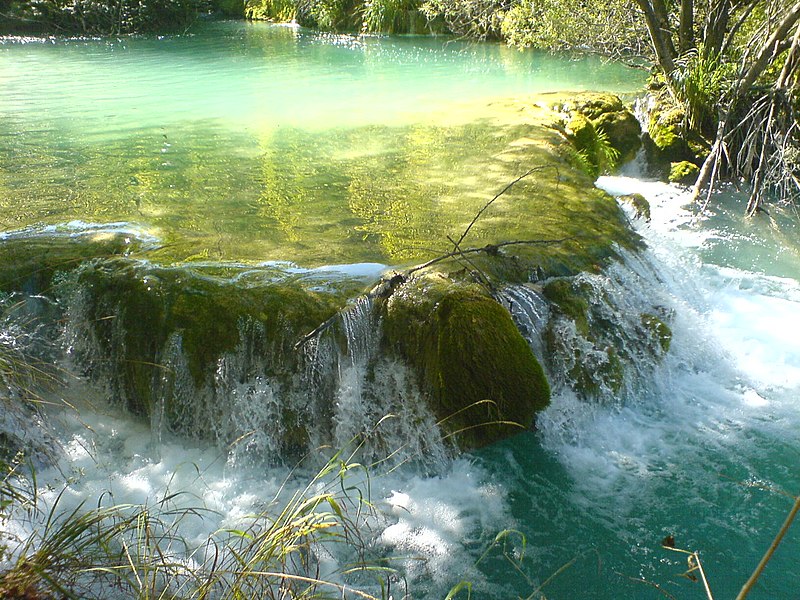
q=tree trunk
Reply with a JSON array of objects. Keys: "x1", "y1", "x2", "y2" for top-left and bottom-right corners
[
  {"x1": 703, "y1": 0, "x2": 731, "y2": 59},
  {"x1": 737, "y1": 1, "x2": 800, "y2": 96},
  {"x1": 680, "y1": 0, "x2": 695, "y2": 53},
  {"x1": 634, "y1": 0, "x2": 677, "y2": 74}
]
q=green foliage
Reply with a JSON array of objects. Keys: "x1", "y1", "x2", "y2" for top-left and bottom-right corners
[
  {"x1": 421, "y1": 0, "x2": 648, "y2": 54},
  {"x1": 246, "y1": 0, "x2": 422, "y2": 31},
  {"x1": 563, "y1": 113, "x2": 620, "y2": 178},
  {"x1": 361, "y1": 0, "x2": 421, "y2": 33},
  {"x1": 419, "y1": 0, "x2": 503, "y2": 39},
  {"x1": 1, "y1": 0, "x2": 205, "y2": 34},
  {"x1": 245, "y1": 0, "x2": 298, "y2": 21},
  {"x1": 672, "y1": 47, "x2": 734, "y2": 136},
  {"x1": 0, "y1": 450, "x2": 385, "y2": 600}
]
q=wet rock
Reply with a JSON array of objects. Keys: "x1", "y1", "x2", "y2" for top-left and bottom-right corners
[
  {"x1": 669, "y1": 160, "x2": 700, "y2": 185},
  {"x1": 618, "y1": 193, "x2": 652, "y2": 222},
  {"x1": 380, "y1": 274, "x2": 550, "y2": 448}
]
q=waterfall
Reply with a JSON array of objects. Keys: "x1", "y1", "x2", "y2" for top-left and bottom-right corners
[{"x1": 53, "y1": 273, "x2": 449, "y2": 470}]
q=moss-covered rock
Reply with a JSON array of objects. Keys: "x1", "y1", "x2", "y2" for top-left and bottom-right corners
[
  {"x1": 0, "y1": 232, "x2": 133, "y2": 294},
  {"x1": 641, "y1": 313, "x2": 672, "y2": 354},
  {"x1": 380, "y1": 275, "x2": 550, "y2": 448},
  {"x1": 647, "y1": 103, "x2": 688, "y2": 159},
  {"x1": 644, "y1": 98, "x2": 710, "y2": 172},
  {"x1": 618, "y1": 193, "x2": 651, "y2": 222},
  {"x1": 568, "y1": 93, "x2": 625, "y2": 120},
  {"x1": 541, "y1": 275, "x2": 674, "y2": 399},
  {"x1": 565, "y1": 113, "x2": 603, "y2": 177},
  {"x1": 0, "y1": 94, "x2": 653, "y2": 455},
  {"x1": 62, "y1": 258, "x2": 344, "y2": 417},
  {"x1": 556, "y1": 92, "x2": 641, "y2": 169},
  {"x1": 593, "y1": 109, "x2": 642, "y2": 164},
  {"x1": 669, "y1": 160, "x2": 700, "y2": 185},
  {"x1": 542, "y1": 278, "x2": 590, "y2": 335}
]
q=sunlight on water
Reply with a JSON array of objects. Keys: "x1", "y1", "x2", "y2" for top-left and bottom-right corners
[{"x1": 0, "y1": 21, "x2": 643, "y2": 266}]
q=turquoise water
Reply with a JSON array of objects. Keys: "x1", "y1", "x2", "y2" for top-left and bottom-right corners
[
  {"x1": 3, "y1": 20, "x2": 800, "y2": 600},
  {"x1": 0, "y1": 20, "x2": 642, "y2": 265}
]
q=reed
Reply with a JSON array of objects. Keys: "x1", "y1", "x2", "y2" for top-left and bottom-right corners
[{"x1": 0, "y1": 446, "x2": 388, "y2": 600}]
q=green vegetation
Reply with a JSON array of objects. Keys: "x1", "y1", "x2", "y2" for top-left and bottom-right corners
[
  {"x1": 0, "y1": 450, "x2": 388, "y2": 600},
  {"x1": 0, "y1": 0, "x2": 210, "y2": 34},
  {"x1": 380, "y1": 275, "x2": 550, "y2": 448},
  {"x1": 243, "y1": 0, "x2": 434, "y2": 32}
]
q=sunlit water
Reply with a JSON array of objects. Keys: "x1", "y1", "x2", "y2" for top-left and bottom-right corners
[
  {"x1": 0, "y1": 20, "x2": 641, "y2": 266},
  {"x1": 3, "y1": 20, "x2": 800, "y2": 600}
]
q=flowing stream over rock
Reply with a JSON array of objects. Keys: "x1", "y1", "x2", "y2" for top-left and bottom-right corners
[{"x1": 2, "y1": 21, "x2": 800, "y2": 599}]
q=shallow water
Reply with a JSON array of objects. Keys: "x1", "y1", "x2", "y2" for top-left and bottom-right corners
[
  {"x1": 0, "y1": 20, "x2": 642, "y2": 266},
  {"x1": 3, "y1": 20, "x2": 800, "y2": 600}
]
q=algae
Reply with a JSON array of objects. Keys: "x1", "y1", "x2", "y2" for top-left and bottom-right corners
[{"x1": 1, "y1": 98, "x2": 640, "y2": 277}]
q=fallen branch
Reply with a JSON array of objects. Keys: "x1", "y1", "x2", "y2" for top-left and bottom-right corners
[
  {"x1": 293, "y1": 236, "x2": 576, "y2": 350},
  {"x1": 453, "y1": 165, "x2": 559, "y2": 249}
]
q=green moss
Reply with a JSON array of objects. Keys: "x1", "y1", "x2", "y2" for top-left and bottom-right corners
[
  {"x1": 641, "y1": 313, "x2": 672, "y2": 354},
  {"x1": 542, "y1": 278, "x2": 590, "y2": 335},
  {"x1": 381, "y1": 275, "x2": 550, "y2": 448},
  {"x1": 554, "y1": 93, "x2": 640, "y2": 167},
  {"x1": 541, "y1": 276, "x2": 674, "y2": 399},
  {"x1": 563, "y1": 345, "x2": 624, "y2": 397},
  {"x1": 669, "y1": 160, "x2": 700, "y2": 185},
  {"x1": 565, "y1": 113, "x2": 601, "y2": 177},
  {"x1": 645, "y1": 101, "x2": 694, "y2": 164},
  {"x1": 65, "y1": 258, "x2": 344, "y2": 416},
  {"x1": 618, "y1": 193, "x2": 651, "y2": 222},
  {"x1": 569, "y1": 93, "x2": 624, "y2": 120},
  {"x1": 0, "y1": 234, "x2": 132, "y2": 295},
  {"x1": 593, "y1": 110, "x2": 641, "y2": 164}
]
